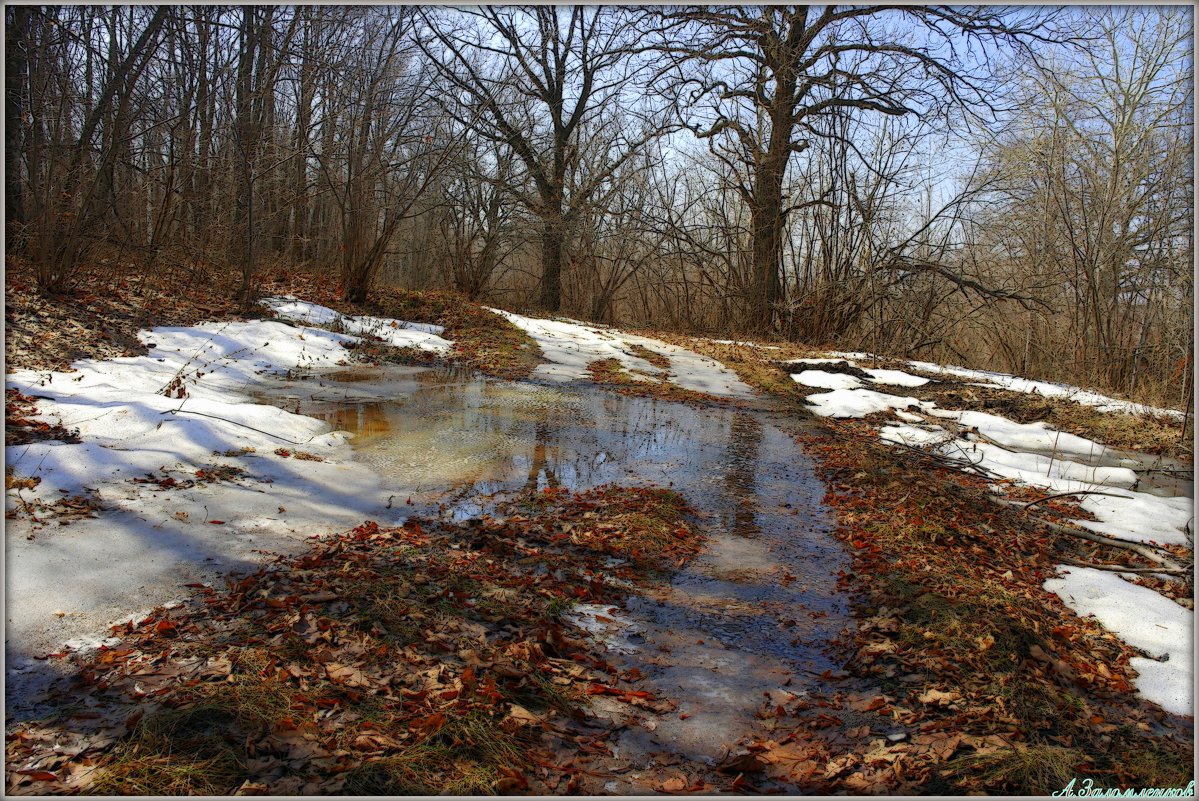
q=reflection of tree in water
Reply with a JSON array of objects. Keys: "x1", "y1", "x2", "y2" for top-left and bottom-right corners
[
  {"x1": 724, "y1": 413, "x2": 763, "y2": 537},
  {"x1": 524, "y1": 420, "x2": 561, "y2": 492}
]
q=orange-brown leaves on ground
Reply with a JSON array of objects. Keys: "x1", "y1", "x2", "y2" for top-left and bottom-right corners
[{"x1": 5, "y1": 484, "x2": 713, "y2": 796}]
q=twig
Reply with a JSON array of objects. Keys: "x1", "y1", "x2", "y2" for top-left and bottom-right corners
[
  {"x1": 1019, "y1": 489, "x2": 1131, "y2": 511},
  {"x1": 158, "y1": 408, "x2": 319, "y2": 445},
  {"x1": 990, "y1": 496, "x2": 1184, "y2": 570},
  {"x1": 1056, "y1": 556, "x2": 1190, "y2": 578}
]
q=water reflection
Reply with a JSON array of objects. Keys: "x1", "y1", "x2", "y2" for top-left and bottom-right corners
[{"x1": 259, "y1": 368, "x2": 854, "y2": 762}]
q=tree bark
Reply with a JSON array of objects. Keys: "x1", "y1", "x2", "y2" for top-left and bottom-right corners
[
  {"x1": 5, "y1": 6, "x2": 31, "y2": 229},
  {"x1": 540, "y1": 208, "x2": 565, "y2": 313}
]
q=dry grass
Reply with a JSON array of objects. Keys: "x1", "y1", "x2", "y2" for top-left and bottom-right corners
[
  {"x1": 347, "y1": 287, "x2": 543, "y2": 381},
  {"x1": 342, "y1": 713, "x2": 523, "y2": 795},
  {"x1": 626, "y1": 342, "x2": 671, "y2": 370},
  {"x1": 951, "y1": 744, "x2": 1083, "y2": 792},
  {"x1": 902, "y1": 380, "x2": 1192, "y2": 460},
  {"x1": 90, "y1": 703, "x2": 248, "y2": 795}
]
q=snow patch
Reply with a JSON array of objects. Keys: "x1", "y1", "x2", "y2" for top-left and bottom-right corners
[
  {"x1": 490, "y1": 309, "x2": 756, "y2": 399},
  {"x1": 262, "y1": 296, "x2": 452, "y2": 352},
  {"x1": 791, "y1": 370, "x2": 865, "y2": 391},
  {"x1": 1044, "y1": 567, "x2": 1192, "y2": 717},
  {"x1": 1075, "y1": 491, "x2": 1193, "y2": 547},
  {"x1": 5, "y1": 316, "x2": 401, "y2": 660},
  {"x1": 907, "y1": 361, "x2": 1184, "y2": 420},
  {"x1": 861, "y1": 368, "x2": 930, "y2": 388},
  {"x1": 805, "y1": 388, "x2": 930, "y2": 418},
  {"x1": 938, "y1": 440, "x2": 1137, "y2": 493},
  {"x1": 879, "y1": 424, "x2": 952, "y2": 448},
  {"x1": 930, "y1": 408, "x2": 1114, "y2": 461}
]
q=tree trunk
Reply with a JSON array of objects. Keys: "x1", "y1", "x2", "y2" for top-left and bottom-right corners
[
  {"x1": 747, "y1": 157, "x2": 786, "y2": 334},
  {"x1": 5, "y1": 7, "x2": 31, "y2": 230},
  {"x1": 539, "y1": 207, "x2": 565, "y2": 312}
]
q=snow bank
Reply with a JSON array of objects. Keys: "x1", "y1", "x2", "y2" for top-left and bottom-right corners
[
  {"x1": 879, "y1": 424, "x2": 953, "y2": 448},
  {"x1": 1044, "y1": 567, "x2": 1192, "y2": 717},
  {"x1": 5, "y1": 318, "x2": 400, "y2": 659},
  {"x1": 939, "y1": 440, "x2": 1138, "y2": 493},
  {"x1": 6, "y1": 321, "x2": 368, "y2": 501},
  {"x1": 1076, "y1": 491, "x2": 1193, "y2": 547},
  {"x1": 804, "y1": 388, "x2": 930, "y2": 418},
  {"x1": 490, "y1": 309, "x2": 756, "y2": 399},
  {"x1": 262, "y1": 296, "x2": 452, "y2": 353},
  {"x1": 930, "y1": 408, "x2": 1114, "y2": 461},
  {"x1": 791, "y1": 370, "x2": 865, "y2": 391},
  {"x1": 860, "y1": 368, "x2": 930, "y2": 388},
  {"x1": 794, "y1": 350, "x2": 1192, "y2": 718},
  {"x1": 907, "y1": 360, "x2": 1184, "y2": 420},
  {"x1": 790, "y1": 363, "x2": 928, "y2": 391}
]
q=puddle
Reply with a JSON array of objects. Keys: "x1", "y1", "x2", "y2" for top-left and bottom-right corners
[
  {"x1": 256, "y1": 366, "x2": 854, "y2": 764},
  {"x1": 1007, "y1": 442, "x2": 1193, "y2": 498}
]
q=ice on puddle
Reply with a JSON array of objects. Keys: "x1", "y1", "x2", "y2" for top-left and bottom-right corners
[{"x1": 564, "y1": 603, "x2": 643, "y2": 654}]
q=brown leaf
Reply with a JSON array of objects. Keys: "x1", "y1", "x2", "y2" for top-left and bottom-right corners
[
  {"x1": 325, "y1": 662, "x2": 371, "y2": 688},
  {"x1": 15, "y1": 770, "x2": 59, "y2": 782},
  {"x1": 849, "y1": 694, "x2": 889, "y2": 712},
  {"x1": 658, "y1": 774, "x2": 690, "y2": 793},
  {"x1": 916, "y1": 688, "x2": 961, "y2": 706},
  {"x1": 718, "y1": 751, "x2": 767, "y2": 774}
]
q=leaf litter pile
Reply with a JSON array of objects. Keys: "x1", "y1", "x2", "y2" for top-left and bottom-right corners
[{"x1": 6, "y1": 485, "x2": 710, "y2": 795}]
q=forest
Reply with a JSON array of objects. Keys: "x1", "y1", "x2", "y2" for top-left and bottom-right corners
[
  {"x1": 4, "y1": 5, "x2": 1195, "y2": 797},
  {"x1": 6, "y1": 5, "x2": 1192, "y2": 407}
]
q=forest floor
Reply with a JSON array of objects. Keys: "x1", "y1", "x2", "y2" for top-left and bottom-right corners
[{"x1": 4, "y1": 261, "x2": 1194, "y2": 795}]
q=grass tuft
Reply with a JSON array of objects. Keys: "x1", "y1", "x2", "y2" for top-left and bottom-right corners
[{"x1": 951, "y1": 744, "x2": 1083, "y2": 793}]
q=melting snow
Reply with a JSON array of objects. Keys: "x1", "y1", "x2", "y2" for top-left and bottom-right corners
[
  {"x1": 938, "y1": 439, "x2": 1138, "y2": 493},
  {"x1": 879, "y1": 424, "x2": 953, "y2": 448},
  {"x1": 5, "y1": 318, "x2": 402, "y2": 659},
  {"x1": 860, "y1": 368, "x2": 930, "y2": 388},
  {"x1": 804, "y1": 388, "x2": 930, "y2": 418},
  {"x1": 803, "y1": 353, "x2": 1193, "y2": 717},
  {"x1": 1044, "y1": 567, "x2": 1192, "y2": 717},
  {"x1": 491, "y1": 309, "x2": 756, "y2": 399},
  {"x1": 262, "y1": 296, "x2": 452, "y2": 352},
  {"x1": 929, "y1": 408, "x2": 1116, "y2": 461},
  {"x1": 791, "y1": 370, "x2": 865, "y2": 391},
  {"x1": 907, "y1": 361, "x2": 1185, "y2": 420},
  {"x1": 1075, "y1": 491, "x2": 1193, "y2": 547}
]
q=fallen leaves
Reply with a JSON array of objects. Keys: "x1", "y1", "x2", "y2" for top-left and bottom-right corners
[
  {"x1": 4, "y1": 388, "x2": 81, "y2": 446},
  {"x1": 5, "y1": 485, "x2": 704, "y2": 796},
  {"x1": 775, "y1": 424, "x2": 1194, "y2": 794}
]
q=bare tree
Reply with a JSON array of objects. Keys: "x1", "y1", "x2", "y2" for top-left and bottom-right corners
[
  {"x1": 16, "y1": 6, "x2": 169, "y2": 291},
  {"x1": 965, "y1": 6, "x2": 1192, "y2": 401},
  {"x1": 312, "y1": 9, "x2": 450, "y2": 304},
  {"x1": 435, "y1": 136, "x2": 518, "y2": 300},
  {"x1": 654, "y1": 5, "x2": 1055, "y2": 333},
  {"x1": 418, "y1": 6, "x2": 666, "y2": 312}
]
